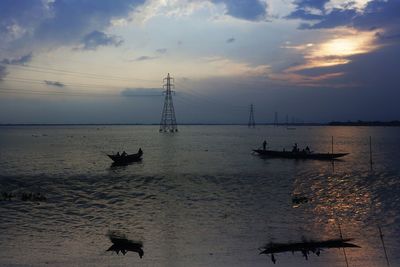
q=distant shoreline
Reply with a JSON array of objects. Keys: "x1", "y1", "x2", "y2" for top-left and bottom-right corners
[{"x1": 0, "y1": 121, "x2": 399, "y2": 127}]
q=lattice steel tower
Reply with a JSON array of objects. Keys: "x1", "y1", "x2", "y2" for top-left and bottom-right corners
[
  {"x1": 159, "y1": 73, "x2": 178, "y2": 132},
  {"x1": 248, "y1": 104, "x2": 255, "y2": 128}
]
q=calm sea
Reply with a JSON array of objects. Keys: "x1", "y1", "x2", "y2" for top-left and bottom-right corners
[{"x1": 0, "y1": 125, "x2": 399, "y2": 266}]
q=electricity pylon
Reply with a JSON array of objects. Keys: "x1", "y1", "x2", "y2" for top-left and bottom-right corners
[
  {"x1": 248, "y1": 104, "x2": 255, "y2": 128},
  {"x1": 159, "y1": 73, "x2": 178, "y2": 132}
]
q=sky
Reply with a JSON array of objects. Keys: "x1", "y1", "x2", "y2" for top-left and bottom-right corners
[{"x1": 0, "y1": 0, "x2": 399, "y2": 124}]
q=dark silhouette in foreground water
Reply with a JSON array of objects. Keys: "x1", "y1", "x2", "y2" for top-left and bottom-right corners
[
  {"x1": 106, "y1": 232, "x2": 144, "y2": 258},
  {"x1": 259, "y1": 238, "x2": 360, "y2": 264}
]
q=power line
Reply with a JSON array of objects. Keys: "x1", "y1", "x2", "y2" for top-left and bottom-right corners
[
  {"x1": 0, "y1": 86, "x2": 161, "y2": 98},
  {"x1": 5, "y1": 63, "x2": 158, "y2": 83},
  {"x1": 2, "y1": 77, "x2": 125, "y2": 90}
]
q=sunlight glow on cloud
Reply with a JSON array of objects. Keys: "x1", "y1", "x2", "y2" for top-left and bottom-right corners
[
  {"x1": 201, "y1": 56, "x2": 271, "y2": 77},
  {"x1": 285, "y1": 28, "x2": 379, "y2": 72}
]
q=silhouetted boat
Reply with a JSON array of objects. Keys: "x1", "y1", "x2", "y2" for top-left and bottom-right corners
[
  {"x1": 107, "y1": 149, "x2": 143, "y2": 165},
  {"x1": 253, "y1": 149, "x2": 348, "y2": 160}
]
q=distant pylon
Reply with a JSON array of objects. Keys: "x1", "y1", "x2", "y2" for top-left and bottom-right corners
[
  {"x1": 159, "y1": 73, "x2": 178, "y2": 132},
  {"x1": 248, "y1": 104, "x2": 256, "y2": 128},
  {"x1": 274, "y1": 112, "x2": 279, "y2": 126}
]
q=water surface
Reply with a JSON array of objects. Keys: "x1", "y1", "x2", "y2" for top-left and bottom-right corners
[{"x1": 1, "y1": 125, "x2": 399, "y2": 266}]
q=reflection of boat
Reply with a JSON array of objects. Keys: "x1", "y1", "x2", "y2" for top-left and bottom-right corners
[
  {"x1": 107, "y1": 149, "x2": 143, "y2": 165},
  {"x1": 260, "y1": 238, "x2": 360, "y2": 263},
  {"x1": 260, "y1": 238, "x2": 359, "y2": 254},
  {"x1": 253, "y1": 149, "x2": 348, "y2": 160},
  {"x1": 107, "y1": 233, "x2": 144, "y2": 258}
]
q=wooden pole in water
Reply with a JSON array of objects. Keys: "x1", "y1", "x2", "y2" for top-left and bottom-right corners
[
  {"x1": 378, "y1": 225, "x2": 390, "y2": 266},
  {"x1": 337, "y1": 222, "x2": 349, "y2": 267},
  {"x1": 369, "y1": 136, "x2": 373, "y2": 168},
  {"x1": 331, "y1": 136, "x2": 335, "y2": 171}
]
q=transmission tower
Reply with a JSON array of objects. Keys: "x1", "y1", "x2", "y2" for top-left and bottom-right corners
[
  {"x1": 248, "y1": 104, "x2": 256, "y2": 128},
  {"x1": 159, "y1": 73, "x2": 178, "y2": 132},
  {"x1": 274, "y1": 111, "x2": 279, "y2": 126}
]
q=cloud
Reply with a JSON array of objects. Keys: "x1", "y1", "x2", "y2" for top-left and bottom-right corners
[
  {"x1": 285, "y1": 29, "x2": 378, "y2": 71},
  {"x1": 202, "y1": 56, "x2": 271, "y2": 77},
  {"x1": 134, "y1": 55, "x2": 158, "y2": 61},
  {"x1": 277, "y1": 28, "x2": 380, "y2": 87},
  {"x1": 1, "y1": 53, "x2": 33, "y2": 65},
  {"x1": 156, "y1": 48, "x2": 167, "y2": 54},
  {"x1": 120, "y1": 88, "x2": 162, "y2": 97},
  {"x1": 0, "y1": 0, "x2": 145, "y2": 58},
  {"x1": 212, "y1": 0, "x2": 268, "y2": 21},
  {"x1": 0, "y1": 53, "x2": 33, "y2": 80},
  {"x1": 132, "y1": 0, "x2": 269, "y2": 23},
  {"x1": 288, "y1": 0, "x2": 400, "y2": 36},
  {"x1": 226, "y1": 37, "x2": 235, "y2": 43},
  {"x1": 44, "y1": 80, "x2": 65, "y2": 88},
  {"x1": 80, "y1": 31, "x2": 123, "y2": 50}
]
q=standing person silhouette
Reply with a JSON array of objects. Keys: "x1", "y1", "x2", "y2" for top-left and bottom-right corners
[{"x1": 263, "y1": 140, "x2": 267, "y2": 150}]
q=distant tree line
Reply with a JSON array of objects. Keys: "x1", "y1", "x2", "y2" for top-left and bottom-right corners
[{"x1": 329, "y1": 120, "x2": 400, "y2": 126}]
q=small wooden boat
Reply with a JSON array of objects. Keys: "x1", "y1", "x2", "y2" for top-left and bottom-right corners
[
  {"x1": 107, "y1": 149, "x2": 143, "y2": 165},
  {"x1": 253, "y1": 149, "x2": 348, "y2": 160}
]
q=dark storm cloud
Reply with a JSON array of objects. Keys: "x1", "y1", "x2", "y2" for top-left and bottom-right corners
[
  {"x1": 297, "y1": 8, "x2": 357, "y2": 29},
  {"x1": 293, "y1": 0, "x2": 330, "y2": 9},
  {"x1": 0, "y1": 0, "x2": 145, "y2": 56},
  {"x1": 0, "y1": 0, "x2": 49, "y2": 36},
  {"x1": 121, "y1": 88, "x2": 162, "y2": 97},
  {"x1": 1, "y1": 53, "x2": 33, "y2": 65},
  {"x1": 44, "y1": 80, "x2": 65, "y2": 88},
  {"x1": 81, "y1": 31, "x2": 123, "y2": 50},
  {"x1": 288, "y1": 0, "x2": 400, "y2": 35},
  {"x1": 212, "y1": 0, "x2": 268, "y2": 21},
  {"x1": 286, "y1": 9, "x2": 323, "y2": 20},
  {"x1": 226, "y1": 37, "x2": 235, "y2": 43},
  {"x1": 34, "y1": 0, "x2": 145, "y2": 44}
]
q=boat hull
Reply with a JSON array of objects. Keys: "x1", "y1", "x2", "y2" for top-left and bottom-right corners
[
  {"x1": 253, "y1": 149, "x2": 348, "y2": 160},
  {"x1": 107, "y1": 153, "x2": 142, "y2": 165}
]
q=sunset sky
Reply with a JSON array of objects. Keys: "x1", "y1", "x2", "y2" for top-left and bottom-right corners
[{"x1": 0, "y1": 0, "x2": 399, "y2": 124}]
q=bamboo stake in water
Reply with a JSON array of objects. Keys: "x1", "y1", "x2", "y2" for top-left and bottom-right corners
[
  {"x1": 378, "y1": 225, "x2": 390, "y2": 266},
  {"x1": 338, "y1": 222, "x2": 349, "y2": 267},
  {"x1": 369, "y1": 136, "x2": 373, "y2": 168}
]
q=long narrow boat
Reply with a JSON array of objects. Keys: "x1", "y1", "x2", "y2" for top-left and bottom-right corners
[
  {"x1": 107, "y1": 150, "x2": 143, "y2": 165},
  {"x1": 253, "y1": 149, "x2": 348, "y2": 160}
]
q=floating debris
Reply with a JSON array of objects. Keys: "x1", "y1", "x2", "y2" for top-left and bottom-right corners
[
  {"x1": 21, "y1": 192, "x2": 47, "y2": 202},
  {"x1": 106, "y1": 232, "x2": 143, "y2": 258},
  {"x1": 259, "y1": 238, "x2": 360, "y2": 264},
  {"x1": 1, "y1": 192, "x2": 14, "y2": 201},
  {"x1": 292, "y1": 195, "x2": 309, "y2": 205},
  {"x1": 1, "y1": 192, "x2": 46, "y2": 202}
]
